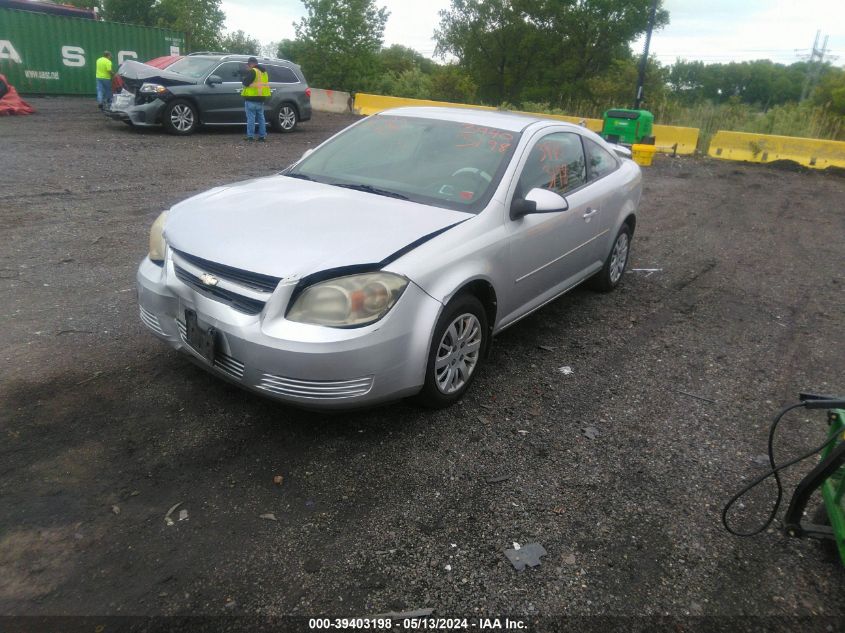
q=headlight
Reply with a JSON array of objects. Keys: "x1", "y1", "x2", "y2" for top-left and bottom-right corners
[
  {"x1": 140, "y1": 83, "x2": 168, "y2": 94},
  {"x1": 287, "y1": 272, "x2": 408, "y2": 327},
  {"x1": 149, "y1": 211, "x2": 168, "y2": 264}
]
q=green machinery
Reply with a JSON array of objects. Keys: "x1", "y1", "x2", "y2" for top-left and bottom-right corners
[
  {"x1": 783, "y1": 395, "x2": 845, "y2": 563},
  {"x1": 600, "y1": 108, "x2": 655, "y2": 146},
  {"x1": 724, "y1": 393, "x2": 845, "y2": 565}
]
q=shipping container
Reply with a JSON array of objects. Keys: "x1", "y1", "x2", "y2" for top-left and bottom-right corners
[{"x1": 0, "y1": 8, "x2": 184, "y2": 95}]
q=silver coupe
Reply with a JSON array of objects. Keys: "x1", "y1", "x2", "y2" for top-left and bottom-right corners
[{"x1": 137, "y1": 107, "x2": 642, "y2": 409}]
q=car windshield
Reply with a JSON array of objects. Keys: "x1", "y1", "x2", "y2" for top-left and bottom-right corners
[
  {"x1": 286, "y1": 115, "x2": 521, "y2": 213},
  {"x1": 164, "y1": 57, "x2": 219, "y2": 79}
]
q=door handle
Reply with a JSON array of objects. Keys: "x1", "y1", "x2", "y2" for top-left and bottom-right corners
[{"x1": 582, "y1": 208, "x2": 598, "y2": 219}]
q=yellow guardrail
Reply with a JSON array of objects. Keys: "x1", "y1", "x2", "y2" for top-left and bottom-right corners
[
  {"x1": 354, "y1": 93, "x2": 600, "y2": 134},
  {"x1": 652, "y1": 124, "x2": 699, "y2": 156},
  {"x1": 353, "y1": 93, "x2": 703, "y2": 156},
  {"x1": 708, "y1": 131, "x2": 845, "y2": 169}
]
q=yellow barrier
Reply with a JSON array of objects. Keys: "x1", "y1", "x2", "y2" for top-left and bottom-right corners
[
  {"x1": 708, "y1": 131, "x2": 845, "y2": 169},
  {"x1": 652, "y1": 124, "x2": 699, "y2": 156},
  {"x1": 353, "y1": 93, "x2": 702, "y2": 155},
  {"x1": 353, "y1": 93, "x2": 497, "y2": 116},
  {"x1": 353, "y1": 93, "x2": 602, "y2": 133}
]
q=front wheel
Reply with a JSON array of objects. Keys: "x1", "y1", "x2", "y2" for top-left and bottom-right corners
[
  {"x1": 163, "y1": 99, "x2": 198, "y2": 135},
  {"x1": 590, "y1": 224, "x2": 631, "y2": 292},
  {"x1": 272, "y1": 103, "x2": 298, "y2": 132},
  {"x1": 414, "y1": 294, "x2": 488, "y2": 409}
]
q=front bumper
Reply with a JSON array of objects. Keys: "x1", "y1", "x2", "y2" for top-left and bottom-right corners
[
  {"x1": 105, "y1": 98, "x2": 166, "y2": 127},
  {"x1": 136, "y1": 254, "x2": 442, "y2": 410}
]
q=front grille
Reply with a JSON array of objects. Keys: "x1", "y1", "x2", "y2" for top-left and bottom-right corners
[
  {"x1": 139, "y1": 306, "x2": 166, "y2": 336},
  {"x1": 173, "y1": 250, "x2": 282, "y2": 293},
  {"x1": 257, "y1": 374, "x2": 374, "y2": 400},
  {"x1": 176, "y1": 320, "x2": 245, "y2": 379},
  {"x1": 174, "y1": 265, "x2": 265, "y2": 315}
]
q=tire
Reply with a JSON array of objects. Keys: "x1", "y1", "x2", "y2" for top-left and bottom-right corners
[
  {"x1": 642, "y1": 136, "x2": 656, "y2": 145},
  {"x1": 272, "y1": 103, "x2": 298, "y2": 132},
  {"x1": 590, "y1": 223, "x2": 632, "y2": 292},
  {"x1": 414, "y1": 294, "x2": 488, "y2": 409},
  {"x1": 163, "y1": 99, "x2": 198, "y2": 135}
]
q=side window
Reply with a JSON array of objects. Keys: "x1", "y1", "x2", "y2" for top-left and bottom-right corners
[
  {"x1": 516, "y1": 132, "x2": 586, "y2": 197},
  {"x1": 584, "y1": 139, "x2": 618, "y2": 180},
  {"x1": 267, "y1": 65, "x2": 299, "y2": 83},
  {"x1": 212, "y1": 61, "x2": 245, "y2": 83}
]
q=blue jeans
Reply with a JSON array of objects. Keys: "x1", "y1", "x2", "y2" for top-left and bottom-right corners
[
  {"x1": 96, "y1": 78, "x2": 112, "y2": 106},
  {"x1": 244, "y1": 100, "x2": 266, "y2": 139}
]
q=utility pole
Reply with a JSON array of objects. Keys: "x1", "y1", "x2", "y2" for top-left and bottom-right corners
[
  {"x1": 801, "y1": 31, "x2": 829, "y2": 102},
  {"x1": 633, "y1": 0, "x2": 659, "y2": 110}
]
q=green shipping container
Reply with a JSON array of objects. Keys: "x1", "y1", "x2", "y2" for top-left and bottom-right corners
[{"x1": 0, "y1": 8, "x2": 184, "y2": 95}]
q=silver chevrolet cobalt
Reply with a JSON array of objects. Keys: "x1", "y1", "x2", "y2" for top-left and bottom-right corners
[{"x1": 137, "y1": 107, "x2": 642, "y2": 409}]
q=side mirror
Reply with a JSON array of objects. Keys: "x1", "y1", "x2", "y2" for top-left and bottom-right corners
[
  {"x1": 510, "y1": 187, "x2": 568, "y2": 220},
  {"x1": 206, "y1": 75, "x2": 222, "y2": 85}
]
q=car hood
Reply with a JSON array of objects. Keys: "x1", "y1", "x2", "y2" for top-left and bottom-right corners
[
  {"x1": 164, "y1": 175, "x2": 472, "y2": 279},
  {"x1": 118, "y1": 59, "x2": 194, "y2": 91}
]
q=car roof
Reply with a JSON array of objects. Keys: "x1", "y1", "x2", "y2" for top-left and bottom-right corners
[
  {"x1": 377, "y1": 106, "x2": 580, "y2": 133},
  {"x1": 186, "y1": 53, "x2": 297, "y2": 66}
]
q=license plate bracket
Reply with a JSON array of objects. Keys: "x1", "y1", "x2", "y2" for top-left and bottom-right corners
[
  {"x1": 111, "y1": 92, "x2": 132, "y2": 111},
  {"x1": 185, "y1": 309, "x2": 216, "y2": 364}
]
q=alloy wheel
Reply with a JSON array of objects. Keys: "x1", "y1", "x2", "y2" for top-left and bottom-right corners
[
  {"x1": 434, "y1": 313, "x2": 483, "y2": 394},
  {"x1": 170, "y1": 104, "x2": 194, "y2": 132},
  {"x1": 609, "y1": 232, "x2": 629, "y2": 284},
  {"x1": 279, "y1": 106, "x2": 296, "y2": 130}
]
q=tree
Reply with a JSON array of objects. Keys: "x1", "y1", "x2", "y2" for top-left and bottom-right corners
[
  {"x1": 429, "y1": 65, "x2": 477, "y2": 103},
  {"x1": 101, "y1": 0, "x2": 157, "y2": 25},
  {"x1": 65, "y1": 0, "x2": 102, "y2": 11},
  {"x1": 155, "y1": 0, "x2": 226, "y2": 52},
  {"x1": 277, "y1": 38, "x2": 310, "y2": 64},
  {"x1": 378, "y1": 44, "x2": 435, "y2": 75},
  {"x1": 435, "y1": 0, "x2": 668, "y2": 106},
  {"x1": 291, "y1": 0, "x2": 389, "y2": 91},
  {"x1": 220, "y1": 30, "x2": 261, "y2": 56},
  {"x1": 813, "y1": 67, "x2": 845, "y2": 116}
]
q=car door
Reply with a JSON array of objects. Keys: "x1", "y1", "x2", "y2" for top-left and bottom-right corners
[
  {"x1": 265, "y1": 64, "x2": 299, "y2": 117},
  {"x1": 199, "y1": 61, "x2": 247, "y2": 123},
  {"x1": 583, "y1": 137, "x2": 625, "y2": 252},
  {"x1": 503, "y1": 130, "x2": 605, "y2": 319}
]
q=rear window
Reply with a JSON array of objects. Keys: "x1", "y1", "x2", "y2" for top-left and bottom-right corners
[{"x1": 268, "y1": 65, "x2": 299, "y2": 83}]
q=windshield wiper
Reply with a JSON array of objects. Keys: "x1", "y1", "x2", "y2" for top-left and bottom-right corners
[
  {"x1": 330, "y1": 183, "x2": 409, "y2": 200},
  {"x1": 284, "y1": 172, "x2": 315, "y2": 181}
]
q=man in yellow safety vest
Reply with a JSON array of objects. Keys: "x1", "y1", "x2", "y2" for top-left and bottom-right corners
[
  {"x1": 95, "y1": 51, "x2": 113, "y2": 110},
  {"x1": 241, "y1": 56, "x2": 271, "y2": 141}
]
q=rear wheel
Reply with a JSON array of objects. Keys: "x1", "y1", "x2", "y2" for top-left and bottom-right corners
[
  {"x1": 163, "y1": 99, "x2": 198, "y2": 135},
  {"x1": 590, "y1": 223, "x2": 631, "y2": 292},
  {"x1": 415, "y1": 295, "x2": 488, "y2": 409},
  {"x1": 272, "y1": 103, "x2": 298, "y2": 132}
]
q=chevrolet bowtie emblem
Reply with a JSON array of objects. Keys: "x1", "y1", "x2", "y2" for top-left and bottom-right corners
[{"x1": 199, "y1": 273, "x2": 219, "y2": 287}]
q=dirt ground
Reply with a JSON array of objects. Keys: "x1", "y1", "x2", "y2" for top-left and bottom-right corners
[{"x1": 2, "y1": 97, "x2": 845, "y2": 627}]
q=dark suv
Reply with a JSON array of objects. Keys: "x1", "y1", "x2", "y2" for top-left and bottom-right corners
[{"x1": 106, "y1": 53, "x2": 312, "y2": 135}]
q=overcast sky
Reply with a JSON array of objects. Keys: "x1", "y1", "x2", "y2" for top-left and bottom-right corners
[{"x1": 223, "y1": 0, "x2": 845, "y2": 67}]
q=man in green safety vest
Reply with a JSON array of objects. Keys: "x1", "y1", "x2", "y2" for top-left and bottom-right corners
[
  {"x1": 241, "y1": 56, "x2": 271, "y2": 142},
  {"x1": 95, "y1": 51, "x2": 113, "y2": 110}
]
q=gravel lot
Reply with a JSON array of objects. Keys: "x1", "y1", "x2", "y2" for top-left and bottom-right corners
[{"x1": 2, "y1": 97, "x2": 845, "y2": 624}]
